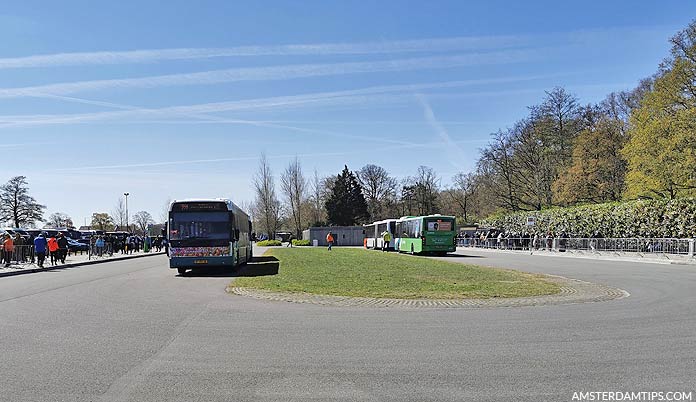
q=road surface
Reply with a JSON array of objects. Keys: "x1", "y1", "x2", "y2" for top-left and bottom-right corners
[{"x1": 0, "y1": 248, "x2": 694, "y2": 401}]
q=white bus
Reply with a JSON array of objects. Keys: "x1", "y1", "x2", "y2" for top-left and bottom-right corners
[
  {"x1": 168, "y1": 198, "x2": 251, "y2": 275},
  {"x1": 364, "y1": 219, "x2": 397, "y2": 250}
]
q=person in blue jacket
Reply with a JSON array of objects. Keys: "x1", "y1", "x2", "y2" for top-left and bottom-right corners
[{"x1": 34, "y1": 233, "x2": 48, "y2": 268}]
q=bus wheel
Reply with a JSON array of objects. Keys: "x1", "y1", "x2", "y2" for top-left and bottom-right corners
[
  {"x1": 410, "y1": 244, "x2": 415, "y2": 255},
  {"x1": 177, "y1": 268, "x2": 186, "y2": 275}
]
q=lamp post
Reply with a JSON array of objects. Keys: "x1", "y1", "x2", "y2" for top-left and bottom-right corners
[{"x1": 124, "y1": 192, "x2": 130, "y2": 233}]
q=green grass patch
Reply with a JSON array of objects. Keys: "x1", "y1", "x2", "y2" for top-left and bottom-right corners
[
  {"x1": 256, "y1": 240, "x2": 282, "y2": 246},
  {"x1": 234, "y1": 248, "x2": 560, "y2": 299},
  {"x1": 291, "y1": 239, "x2": 311, "y2": 246}
]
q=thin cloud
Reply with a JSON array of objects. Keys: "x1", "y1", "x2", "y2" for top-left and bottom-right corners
[
  {"x1": 0, "y1": 36, "x2": 530, "y2": 70},
  {"x1": 0, "y1": 74, "x2": 563, "y2": 127},
  {"x1": 55, "y1": 141, "x2": 462, "y2": 172},
  {"x1": 56, "y1": 151, "x2": 355, "y2": 171},
  {"x1": 0, "y1": 26, "x2": 665, "y2": 70},
  {"x1": 416, "y1": 94, "x2": 467, "y2": 170},
  {"x1": 0, "y1": 50, "x2": 542, "y2": 99}
]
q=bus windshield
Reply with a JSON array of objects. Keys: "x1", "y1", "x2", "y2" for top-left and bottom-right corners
[{"x1": 169, "y1": 211, "x2": 230, "y2": 241}]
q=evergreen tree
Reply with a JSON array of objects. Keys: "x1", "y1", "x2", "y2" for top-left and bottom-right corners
[{"x1": 325, "y1": 165, "x2": 368, "y2": 226}]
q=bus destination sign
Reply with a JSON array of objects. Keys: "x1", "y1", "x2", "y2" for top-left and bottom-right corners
[{"x1": 172, "y1": 202, "x2": 227, "y2": 212}]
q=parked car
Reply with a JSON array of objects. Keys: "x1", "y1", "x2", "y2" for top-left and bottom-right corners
[
  {"x1": 0, "y1": 228, "x2": 31, "y2": 242},
  {"x1": 25, "y1": 229, "x2": 43, "y2": 239},
  {"x1": 67, "y1": 238, "x2": 89, "y2": 252}
]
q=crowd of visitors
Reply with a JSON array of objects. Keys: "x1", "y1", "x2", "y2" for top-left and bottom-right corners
[
  {"x1": 457, "y1": 230, "x2": 577, "y2": 251},
  {"x1": 0, "y1": 231, "x2": 167, "y2": 269},
  {"x1": 89, "y1": 234, "x2": 166, "y2": 256}
]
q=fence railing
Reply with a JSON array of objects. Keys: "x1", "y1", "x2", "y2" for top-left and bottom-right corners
[
  {"x1": 457, "y1": 237, "x2": 696, "y2": 257},
  {"x1": 1, "y1": 245, "x2": 71, "y2": 267}
]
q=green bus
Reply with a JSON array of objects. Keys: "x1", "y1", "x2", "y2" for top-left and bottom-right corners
[{"x1": 395, "y1": 214, "x2": 457, "y2": 255}]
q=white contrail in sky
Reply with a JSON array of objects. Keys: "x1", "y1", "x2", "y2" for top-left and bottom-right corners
[
  {"x1": 416, "y1": 94, "x2": 468, "y2": 170},
  {"x1": 0, "y1": 35, "x2": 531, "y2": 69},
  {"x1": 0, "y1": 74, "x2": 560, "y2": 127},
  {"x1": 55, "y1": 140, "x2": 463, "y2": 172},
  {"x1": 0, "y1": 50, "x2": 541, "y2": 99},
  {"x1": 0, "y1": 26, "x2": 662, "y2": 69}
]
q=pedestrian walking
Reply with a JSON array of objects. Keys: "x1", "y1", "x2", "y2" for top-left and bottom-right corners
[
  {"x1": 95, "y1": 236, "x2": 105, "y2": 256},
  {"x1": 286, "y1": 233, "x2": 293, "y2": 248},
  {"x1": 381, "y1": 230, "x2": 391, "y2": 252},
  {"x1": 3, "y1": 233, "x2": 14, "y2": 267},
  {"x1": 57, "y1": 233, "x2": 69, "y2": 264},
  {"x1": 47, "y1": 235, "x2": 59, "y2": 265},
  {"x1": 326, "y1": 231, "x2": 334, "y2": 251},
  {"x1": 34, "y1": 233, "x2": 48, "y2": 268}
]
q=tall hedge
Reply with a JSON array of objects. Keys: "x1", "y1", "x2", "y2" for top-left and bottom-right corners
[{"x1": 480, "y1": 198, "x2": 696, "y2": 238}]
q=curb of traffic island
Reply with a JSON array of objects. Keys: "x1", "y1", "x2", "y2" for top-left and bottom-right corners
[
  {"x1": 0, "y1": 252, "x2": 166, "y2": 278},
  {"x1": 227, "y1": 275, "x2": 630, "y2": 309}
]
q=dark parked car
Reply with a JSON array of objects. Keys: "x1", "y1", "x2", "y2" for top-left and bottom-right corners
[{"x1": 68, "y1": 239, "x2": 89, "y2": 252}]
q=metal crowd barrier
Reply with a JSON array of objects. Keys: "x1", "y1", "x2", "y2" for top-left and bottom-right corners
[
  {"x1": 1, "y1": 245, "x2": 66, "y2": 267},
  {"x1": 457, "y1": 237, "x2": 695, "y2": 257}
]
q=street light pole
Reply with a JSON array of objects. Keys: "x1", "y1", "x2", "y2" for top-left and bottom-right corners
[{"x1": 124, "y1": 192, "x2": 130, "y2": 233}]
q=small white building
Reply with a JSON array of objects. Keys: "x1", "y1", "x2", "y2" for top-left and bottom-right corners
[{"x1": 302, "y1": 226, "x2": 365, "y2": 246}]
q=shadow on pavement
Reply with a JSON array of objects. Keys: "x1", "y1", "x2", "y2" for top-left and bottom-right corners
[
  {"x1": 179, "y1": 256, "x2": 280, "y2": 278},
  {"x1": 436, "y1": 254, "x2": 486, "y2": 258}
]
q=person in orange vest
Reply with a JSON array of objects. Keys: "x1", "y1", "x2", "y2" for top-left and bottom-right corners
[
  {"x1": 47, "y1": 235, "x2": 59, "y2": 266},
  {"x1": 3, "y1": 233, "x2": 14, "y2": 267},
  {"x1": 326, "y1": 231, "x2": 334, "y2": 251}
]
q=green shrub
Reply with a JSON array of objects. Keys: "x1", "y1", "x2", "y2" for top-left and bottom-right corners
[
  {"x1": 291, "y1": 239, "x2": 311, "y2": 246},
  {"x1": 256, "y1": 240, "x2": 282, "y2": 246},
  {"x1": 480, "y1": 198, "x2": 696, "y2": 238}
]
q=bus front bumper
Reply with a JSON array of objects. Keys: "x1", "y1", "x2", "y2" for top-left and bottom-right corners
[{"x1": 169, "y1": 256, "x2": 234, "y2": 268}]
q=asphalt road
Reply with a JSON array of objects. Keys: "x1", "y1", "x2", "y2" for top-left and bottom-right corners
[{"x1": 0, "y1": 248, "x2": 694, "y2": 402}]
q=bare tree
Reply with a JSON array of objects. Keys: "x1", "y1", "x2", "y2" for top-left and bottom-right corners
[
  {"x1": 308, "y1": 169, "x2": 327, "y2": 226},
  {"x1": 0, "y1": 176, "x2": 45, "y2": 228},
  {"x1": 252, "y1": 153, "x2": 282, "y2": 238},
  {"x1": 535, "y1": 86, "x2": 581, "y2": 160},
  {"x1": 238, "y1": 200, "x2": 254, "y2": 220},
  {"x1": 46, "y1": 212, "x2": 73, "y2": 229},
  {"x1": 412, "y1": 166, "x2": 440, "y2": 215},
  {"x1": 111, "y1": 197, "x2": 127, "y2": 229},
  {"x1": 356, "y1": 164, "x2": 397, "y2": 221},
  {"x1": 132, "y1": 211, "x2": 154, "y2": 235},
  {"x1": 280, "y1": 157, "x2": 307, "y2": 238},
  {"x1": 446, "y1": 172, "x2": 478, "y2": 223},
  {"x1": 160, "y1": 198, "x2": 171, "y2": 224}
]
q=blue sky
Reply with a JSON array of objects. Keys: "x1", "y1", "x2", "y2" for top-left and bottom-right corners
[{"x1": 0, "y1": 0, "x2": 694, "y2": 227}]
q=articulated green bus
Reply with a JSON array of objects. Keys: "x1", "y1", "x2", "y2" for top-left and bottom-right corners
[{"x1": 395, "y1": 215, "x2": 457, "y2": 255}]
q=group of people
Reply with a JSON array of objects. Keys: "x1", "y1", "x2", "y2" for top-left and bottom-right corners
[
  {"x1": 0, "y1": 231, "x2": 169, "y2": 269},
  {"x1": 1, "y1": 232, "x2": 69, "y2": 268},
  {"x1": 91, "y1": 234, "x2": 166, "y2": 256},
  {"x1": 458, "y1": 230, "x2": 587, "y2": 251}
]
